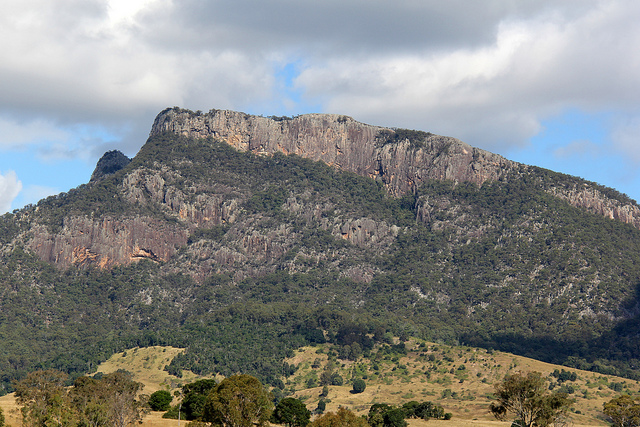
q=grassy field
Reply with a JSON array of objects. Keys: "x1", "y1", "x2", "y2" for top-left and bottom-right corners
[
  {"x1": 283, "y1": 339, "x2": 631, "y2": 426},
  {"x1": 0, "y1": 341, "x2": 634, "y2": 426}
]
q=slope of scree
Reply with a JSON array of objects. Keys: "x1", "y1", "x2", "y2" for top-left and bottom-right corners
[{"x1": 0, "y1": 108, "x2": 640, "y2": 394}]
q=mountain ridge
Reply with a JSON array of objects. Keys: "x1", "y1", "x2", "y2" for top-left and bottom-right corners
[
  {"x1": 152, "y1": 107, "x2": 640, "y2": 229},
  {"x1": 2, "y1": 106, "x2": 640, "y2": 391}
]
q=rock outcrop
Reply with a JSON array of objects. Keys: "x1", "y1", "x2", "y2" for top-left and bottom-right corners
[
  {"x1": 90, "y1": 150, "x2": 131, "y2": 182},
  {"x1": 26, "y1": 216, "x2": 189, "y2": 269},
  {"x1": 151, "y1": 108, "x2": 640, "y2": 228},
  {"x1": 150, "y1": 108, "x2": 514, "y2": 196},
  {"x1": 20, "y1": 107, "x2": 640, "y2": 272}
]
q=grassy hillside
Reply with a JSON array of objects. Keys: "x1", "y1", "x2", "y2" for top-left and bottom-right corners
[{"x1": 30, "y1": 344, "x2": 633, "y2": 426}]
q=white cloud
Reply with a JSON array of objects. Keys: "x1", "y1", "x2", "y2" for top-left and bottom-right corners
[
  {"x1": 296, "y1": 1, "x2": 640, "y2": 151},
  {"x1": 0, "y1": 118, "x2": 69, "y2": 148},
  {"x1": 0, "y1": 171, "x2": 22, "y2": 214},
  {"x1": 553, "y1": 140, "x2": 601, "y2": 159},
  {"x1": 1, "y1": 0, "x2": 640, "y2": 197}
]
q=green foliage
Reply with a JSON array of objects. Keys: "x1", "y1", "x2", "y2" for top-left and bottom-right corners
[
  {"x1": 490, "y1": 371, "x2": 573, "y2": 427},
  {"x1": 369, "y1": 401, "x2": 448, "y2": 427},
  {"x1": 551, "y1": 369, "x2": 577, "y2": 383},
  {"x1": 271, "y1": 397, "x2": 311, "y2": 427},
  {"x1": 603, "y1": 395, "x2": 640, "y2": 427},
  {"x1": 351, "y1": 378, "x2": 366, "y2": 394},
  {"x1": 148, "y1": 390, "x2": 172, "y2": 411},
  {"x1": 401, "y1": 401, "x2": 445, "y2": 420},
  {"x1": 14, "y1": 369, "x2": 146, "y2": 427},
  {"x1": 176, "y1": 379, "x2": 218, "y2": 420},
  {"x1": 310, "y1": 407, "x2": 368, "y2": 427},
  {"x1": 203, "y1": 374, "x2": 273, "y2": 427},
  {"x1": 376, "y1": 128, "x2": 433, "y2": 149}
]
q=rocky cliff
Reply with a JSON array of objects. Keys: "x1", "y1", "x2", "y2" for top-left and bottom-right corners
[
  {"x1": 150, "y1": 108, "x2": 514, "y2": 196},
  {"x1": 151, "y1": 108, "x2": 640, "y2": 228},
  {"x1": 16, "y1": 107, "x2": 640, "y2": 272}
]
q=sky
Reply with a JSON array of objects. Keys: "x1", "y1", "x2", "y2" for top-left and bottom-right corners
[{"x1": 1, "y1": 0, "x2": 640, "y2": 213}]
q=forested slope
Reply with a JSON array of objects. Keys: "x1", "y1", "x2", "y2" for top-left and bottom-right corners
[{"x1": 1, "y1": 115, "x2": 640, "y2": 393}]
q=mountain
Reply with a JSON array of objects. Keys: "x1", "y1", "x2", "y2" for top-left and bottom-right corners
[{"x1": 1, "y1": 107, "x2": 640, "y2": 393}]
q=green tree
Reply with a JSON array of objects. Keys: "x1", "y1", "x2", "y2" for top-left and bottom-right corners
[
  {"x1": 352, "y1": 378, "x2": 366, "y2": 394},
  {"x1": 603, "y1": 395, "x2": 640, "y2": 427},
  {"x1": 490, "y1": 371, "x2": 572, "y2": 427},
  {"x1": 180, "y1": 379, "x2": 218, "y2": 420},
  {"x1": 148, "y1": 390, "x2": 173, "y2": 411},
  {"x1": 310, "y1": 407, "x2": 368, "y2": 427},
  {"x1": 271, "y1": 397, "x2": 311, "y2": 427},
  {"x1": 0, "y1": 406, "x2": 5, "y2": 427},
  {"x1": 384, "y1": 408, "x2": 408, "y2": 427},
  {"x1": 368, "y1": 403, "x2": 393, "y2": 427},
  {"x1": 203, "y1": 374, "x2": 273, "y2": 427},
  {"x1": 14, "y1": 369, "x2": 75, "y2": 427}
]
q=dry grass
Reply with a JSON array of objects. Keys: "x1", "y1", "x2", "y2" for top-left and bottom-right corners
[
  {"x1": 285, "y1": 339, "x2": 637, "y2": 426},
  {"x1": 96, "y1": 346, "x2": 189, "y2": 394},
  {"x1": 1, "y1": 342, "x2": 636, "y2": 426}
]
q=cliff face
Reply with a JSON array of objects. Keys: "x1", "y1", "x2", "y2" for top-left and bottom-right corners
[
  {"x1": 18, "y1": 107, "x2": 640, "y2": 272},
  {"x1": 26, "y1": 216, "x2": 188, "y2": 269},
  {"x1": 150, "y1": 108, "x2": 514, "y2": 196},
  {"x1": 151, "y1": 108, "x2": 640, "y2": 229}
]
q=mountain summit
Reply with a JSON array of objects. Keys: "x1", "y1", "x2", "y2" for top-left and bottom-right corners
[
  {"x1": 1, "y1": 106, "x2": 640, "y2": 391},
  {"x1": 152, "y1": 107, "x2": 640, "y2": 227}
]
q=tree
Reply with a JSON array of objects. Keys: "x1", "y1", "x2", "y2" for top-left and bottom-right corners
[
  {"x1": 70, "y1": 370, "x2": 147, "y2": 427},
  {"x1": 0, "y1": 406, "x2": 5, "y2": 427},
  {"x1": 310, "y1": 407, "x2": 368, "y2": 427},
  {"x1": 352, "y1": 378, "x2": 366, "y2": 394},
  {"x1": 203, "y1": 374, "x2": 273, "y2": 427},
  {"x1": 490, "y1": 372, "x2": 572, "y2": 427},
  {"x1": 180, "y1": 378, "x2": 218, "y2": 420},
  {"x1": 384, "y1": 408, "x2": 408, "y2": 427},
  {"x1": 603, "y1": 395, "x2": 640, "y2": 427},
  {"x1": 271, "y1": 397, "x2": 311, "y2": 427},
  {"x1": 14, "y1": 369, "x2": 75, "y2": 427},
  {"x1": 148, "y1": 390, "x2": 173, "y2": 411}
]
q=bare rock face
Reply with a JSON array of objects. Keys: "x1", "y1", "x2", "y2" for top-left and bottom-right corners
[
  {"x1": 150, "y1": 108, "x2": 514, "y2": 196},
  {"x1": 26, "y1": 216, "x2": 189, "y2": 269},
  {"x1": 551, "y1": 185, "x2": 640, "y2": 229},
  {"x1": 151, "y1": 108, "x2": 640, "y2": 229},
  {"x1": 22, "y1": 107, "x2": 640, "y2": 272}
]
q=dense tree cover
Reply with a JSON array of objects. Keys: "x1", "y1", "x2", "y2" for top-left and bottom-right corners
[
  {"x1": 148, "y1": 390, "x2": 172, "y2": 411},
  {"x1": 603, "y1": 395, "x2": 640, "y2": 427},
  {"x1": 202, "y1": 374, "x2": 273, "y2": 427},
  {"x1": 490, "y1": 371, "x2": 573, "y2": 427},
  {"x1": 271, "y1": 398, "x2": 311, "y2": 427},
  {"x1": 14, "y1": 369, "x2": 146, "y2": 427},
  {"x1": 3, "y1": 131, "x2": 640, "y2": 390},
  {"x1": 368, "y1": 401, "x2": 448, "y2": 427}
]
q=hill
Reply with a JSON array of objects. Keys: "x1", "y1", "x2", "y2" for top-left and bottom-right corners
[
  {"x1": 1, "y1": 343, "x2": 632, "y2": 427},
  {"x1": 1, "y1": 107, "x2": 640, "y2": 393}
]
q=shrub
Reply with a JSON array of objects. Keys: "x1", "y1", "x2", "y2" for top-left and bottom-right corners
[
  {"x1": 148, "y1": 390, "x2": 173, "y2": 411},
  {"x1": 352, "y1": 378, "x2": 366, "y2": 394}
]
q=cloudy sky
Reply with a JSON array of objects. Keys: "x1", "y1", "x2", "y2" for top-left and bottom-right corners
[{"x1": 1, "y1": 0, "x2": 640, "y2": 213}]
